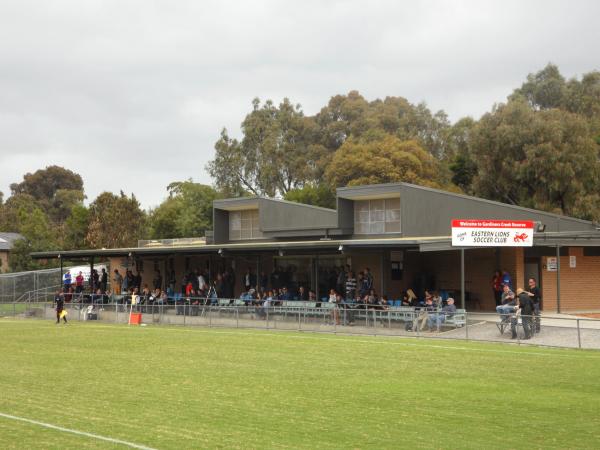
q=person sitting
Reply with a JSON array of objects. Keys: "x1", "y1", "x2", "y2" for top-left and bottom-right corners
[
  {"x1": 403, "y1": 289, "x2": 419, "y2": 307},
  {"x1": 496, "y1": 285, "x2": 516, "y2": 322},
  {"x1": 256, "y1": 293, "x2": 273, "y2": 319},
  {"x1": 427, "y1": 297, "x2": 456, "y2": 330},
  {"x1": 379, "y1": 295, "x2": 390, "y2": 310},
  {"x1": 297, "y1": 286, "x2": 309, "y2": 301},
  {"x1": 280, "y1": 287, "x2": 292, "y2": 301},
  {"x1": 413, "y1": 297, "x2": 435, "y2": 332},
  {"x1": 431, "y1": 291, "x2": 443, "y2": 308}
]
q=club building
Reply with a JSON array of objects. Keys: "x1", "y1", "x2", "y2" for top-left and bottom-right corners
[{"x1": 33, "y1": 183, "x2": 600, "y2": 312}]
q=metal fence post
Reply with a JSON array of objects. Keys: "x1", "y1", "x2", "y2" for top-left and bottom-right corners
[
  {"x1": 465, "y1": 312, "x2": 469, "y2": 341},
  {"x1": 266, "y1": 308, "x2": 269, "y2": 330},
  {"x1": 577, "y1": 319, "x2": 581, "y2": 349},
  {"x1": 209, "y1": 307, "x2": 212, "y2": 328}
]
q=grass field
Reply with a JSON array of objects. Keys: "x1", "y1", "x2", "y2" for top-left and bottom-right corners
[{"x1": 0, "y1": 319, "x2": 599, "y2": 449}]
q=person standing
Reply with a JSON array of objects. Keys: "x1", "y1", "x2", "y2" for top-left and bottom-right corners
[
  {"x1": 526, "y1": 278, "x2": 542, "y2": 333},
  {"x1": 345, "y1": 271, "x2": 357, "y2": 300},
  {"x1": 501, "y1": 270, "x2": 512, "y2": 290},
  {"x1": 75, "y1": 271, "x2": 84, "y2": 294},
  {"x1": 492, "y1": 270, "x2": 502, "y2": 306},
  {"x1": 54, "y1": 291, "x2": 67, "y2": 324},
  {"x1": 113, "y1": 269, "x2": 123, "y2": 295},
  {"x1": 63, "y1": 270, "x2": 72, "y2": 293},
  {"x1": 100, "y1": 268, "x2": 108, "y2": 293},
  {"x1": 516, "y1": 288, "x2": 535, "y2": 339}
]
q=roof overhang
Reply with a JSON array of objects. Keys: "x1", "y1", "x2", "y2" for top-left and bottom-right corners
[{"x1": 31, "y1": 236, "x2": 448, "y2": 260}]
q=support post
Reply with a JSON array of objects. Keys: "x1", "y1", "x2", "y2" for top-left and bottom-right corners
[
  {"x1": 314, "y1": 255, "x2": 319, "y2": 299},
  {"x1": 556, "y1": 245, "x2": 561, "y2": 314},
  {"x1": 90, "y1": 256, "x2": 94, "y2": 293},
  {"x1": 460, "y1": 249, "x2": 465, "y2": 310},
  {"x1": 380, "y1": 250, "x2": 385, "y2": 296},
  {"x1": 256, "y1": 255, "x2": 260, "y2": 292},
  {"x1": 59, "y1": 257, "x2": 63, "y2": 291}
]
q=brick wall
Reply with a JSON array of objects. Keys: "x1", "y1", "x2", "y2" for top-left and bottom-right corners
[{"x1": 540, "y1": 247, "x2": 600, "y2": 312}]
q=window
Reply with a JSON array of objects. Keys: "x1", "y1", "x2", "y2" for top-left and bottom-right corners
[
  {"x1": 354, "y1": 198, "x2": 401, "y2": 234},
  {"x1": 229, "y1": 210, "x2": 262, "y2": 240}
]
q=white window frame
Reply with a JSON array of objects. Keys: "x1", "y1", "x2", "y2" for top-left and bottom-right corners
[
  {"x1": 353, "y1": 198, "x2": 401, "y2": 235},
  {"x1": 229, "y1": 210, "x2": 263, "y2": 240}
]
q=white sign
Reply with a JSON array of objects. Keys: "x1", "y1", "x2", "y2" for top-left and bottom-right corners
[
  {"x1": 547, "y1": 257, "x2": 558, "y2": 272},
  {"x1": 451, "y1": 219, "x2": 534, "y2": 247},
  {"x1": 570, "y1": 256, "x2": 576, "y2": 268}
]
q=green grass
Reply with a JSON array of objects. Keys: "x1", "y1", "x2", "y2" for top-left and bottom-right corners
[
  {"x1": 0, "y1": 319, "x2": 599, "y2": 449},
  {"x1": 0, "y1": 304, "x2": 27, "y2": 314}
]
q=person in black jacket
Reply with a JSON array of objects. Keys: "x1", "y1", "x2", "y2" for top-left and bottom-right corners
[
  {"x1": 54, "y1": 291, "x2": 67, "y2": 324},
  {"x1": 516, "y1": 288, "x2": 535, "y2": 339},
  {"x1": 527, "y1": 278, "x2": 542, "y2": 333}
]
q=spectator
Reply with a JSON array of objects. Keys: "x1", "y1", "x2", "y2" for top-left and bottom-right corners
[
  {"x1": 134, "y1": 271, "x2": 142, "y2": 290},
  {"x1": 91, "y1": 269, "x2": 99, "y2": 292},
  {"x1": 413, "y1": 297, "x2": 435, "y2": 332},
  {"x1": 259, "y1": 271, "x2": 268, "y2": 293},
  {"x1": 496, "y1": 285, "x2": 516, "y2": 321},
  {"x1": 153, "y1": 270, "x2": 162, "y2": 290},
  {"x1": 428, "y1": 297, "x2": 456, "y2": 330},
  {"x1": 112, "y1": 270, "x2": 123, "y2": 295},
  {"x1": 75, "y1": 271, "x2": 84, "y2": 294},
  {"x1": 63, "y1": 270, "x2": 72, "y2": 292},
  {"x1": 100, "y1": 268, "x2": 108, "y2": 293},
  {"x1": 516, "y1": 288, "x2": 535, "y2": 340},
  {"x1": 501, "y1": 270, "x2": 512, "y2": 290},
  {"x1": 345, "y1": 271, "x2": 357, "y2": 300},
  {"x1": 298, "y1": 286, "x2": 308, "y2": 301},
  {"x1": 526, "y1": 278, "x2": 542, "y2": 333},
  {"x1": 492, "y1": 270, "x2": 502, "y2": 307}
]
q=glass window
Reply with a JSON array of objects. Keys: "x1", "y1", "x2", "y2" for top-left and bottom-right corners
[
  {"x1": 230, "y1": 210, "x2": 263, "y2": 240},
  {"x1": 353, "y1": 198, "x2": 401, "y2": 235}
]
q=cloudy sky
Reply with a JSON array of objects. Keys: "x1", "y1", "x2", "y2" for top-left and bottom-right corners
[{"x1": 1, "y1": 0, "x2": 599, "y2": 209}]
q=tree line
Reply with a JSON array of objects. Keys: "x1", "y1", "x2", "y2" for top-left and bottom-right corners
[{"x1": 1, "y1": 63, "x2": 599, "y2": 272}]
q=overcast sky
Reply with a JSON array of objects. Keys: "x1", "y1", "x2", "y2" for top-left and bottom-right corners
[{"x1": 1, "y1": 0, "x2": 599, "y2": 209}]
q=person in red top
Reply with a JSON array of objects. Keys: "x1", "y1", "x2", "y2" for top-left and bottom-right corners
[
  {"x1": 492, "y1": 270, "x2": 502, "y2": 307},
  {"x1": 75, "y1": 271, "x2": 84, "y2": 294}
]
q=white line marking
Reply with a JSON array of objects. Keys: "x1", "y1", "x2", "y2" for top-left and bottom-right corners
[{"x1": 0, "y1": 412, "x2": 157, "y2": 450}]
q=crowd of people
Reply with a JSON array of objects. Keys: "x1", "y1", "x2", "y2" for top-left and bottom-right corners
[{"x1": 55, "y1": 263, "x2": 463, "y2": 331}]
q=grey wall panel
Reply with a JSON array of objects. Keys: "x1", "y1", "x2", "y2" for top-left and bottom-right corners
[
  {"x1": 259, "y1": 199, "x2": 337, "y2": 231},
  {"x1": 337, "y1": 198, "x2": 354, "y2": 229},
  {"x1": 399, "y1": 185, "x2": 595, "y2": 237},
  {"x1": 213, "y1": 209, "x2": 229, "y2": 244}
]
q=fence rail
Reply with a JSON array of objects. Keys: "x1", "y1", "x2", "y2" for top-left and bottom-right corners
[{"x1": 1, "y1": 301, "x2": 598, "y2": 351}]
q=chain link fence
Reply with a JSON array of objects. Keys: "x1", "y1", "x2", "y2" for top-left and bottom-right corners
[
  {"x1": 0, "y1": 268, "x2": 62, "y2": 302},
  {"x1": 2, "y1": 300, "x2": 598, "y2": 350}
]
